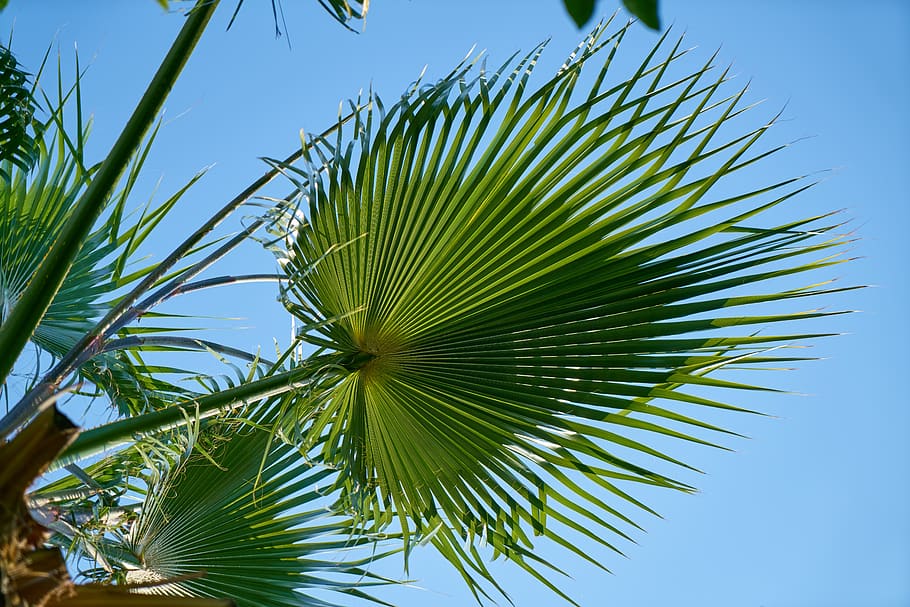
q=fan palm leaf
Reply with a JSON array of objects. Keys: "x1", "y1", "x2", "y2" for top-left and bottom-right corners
[
  {"x1": 97, "y1": 423, "x2": 403, "y2": 607},
  {"x1": 0, "y1": 43, "x2": 39, "y2": 181},
  {"x1": 272, "y1": 20, "x2": 851, "y2": 598}
]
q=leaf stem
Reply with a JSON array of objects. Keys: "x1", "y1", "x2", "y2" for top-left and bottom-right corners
[
  {"x1": 102, "y1": 335, "x2": 275, "y2": 367},
  {"x1": 56, "y1": 360, "x2": 331, "y2": 465}
]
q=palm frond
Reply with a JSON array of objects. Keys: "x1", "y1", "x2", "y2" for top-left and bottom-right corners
[
  {"x1": 0, "y1": 115, "x2": 193, "y2": 415},
  {"x1": 89, "y1": 424, "x2": 404, "y2": 607},
  {"x1": 272, "y1": 20, "x2": 852, "y2": 599},
  {"x1": 0, "y1": 67, "x2": 264, "y2": 418},
  {"x1": 0, "y1": 43, "x2": 39, "y2": 181}
]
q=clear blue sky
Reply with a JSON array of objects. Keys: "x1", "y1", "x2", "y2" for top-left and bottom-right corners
[{"x1": 3, "y1": 1, "x2": 908, "y2": 606}]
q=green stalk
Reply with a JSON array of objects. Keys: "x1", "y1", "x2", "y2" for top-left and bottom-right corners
[
  {"x1": 101, "y1": 335, "x2": 276, "y2": 366},
  {"x1": 56, "y1": 357, "x2": 337, "y2": 465},
  {"x1": 0, "y1": 0, "x2": 218, "y2": 392},
  {"x1": 0, "y1": 2, "x2": 219, "y2": 440},
  {"x1": 167, "y1": 273, "x2": 285, "y2": 296}
]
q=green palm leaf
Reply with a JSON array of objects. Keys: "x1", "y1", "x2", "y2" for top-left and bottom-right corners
[
  {"x1": 272, "y1": 20, "x2": 851, "y2": 599},
  {"x1": 0, "y1": 43, "x2": 39, "y2": 182},
  {"x1": 0, "y1": 78, "x2": 209, "y2": 416},
  {"x1": 108, "y1": 424, "x2": 402, "y2": 607}
]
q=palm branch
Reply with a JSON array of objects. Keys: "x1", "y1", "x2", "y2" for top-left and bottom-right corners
[
  {"x1": 0, "y1": 43, "x2": 39, "y2": 181},
  {"x1": 52, "y1": 422, "x2": 406, "y2": 607},
  {"x1": 270, "y1": 20, "x2": 852, "y2": 600}
]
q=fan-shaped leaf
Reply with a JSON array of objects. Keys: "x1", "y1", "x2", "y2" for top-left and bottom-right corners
[
  {"x1": 273, "y1": 21, "x2": 851, "y2": 599},
  {"x1": 112, "y1": 425, "x2": 402, "y2": 607}
]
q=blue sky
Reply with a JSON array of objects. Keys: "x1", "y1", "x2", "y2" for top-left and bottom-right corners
[{"x1": 3, "y1": 1, "x2": 909, "y2": 606}]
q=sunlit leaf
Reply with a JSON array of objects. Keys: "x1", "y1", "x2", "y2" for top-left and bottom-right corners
[{"x1": 272, "y1": 20, "x2": 851, "y2": 600}]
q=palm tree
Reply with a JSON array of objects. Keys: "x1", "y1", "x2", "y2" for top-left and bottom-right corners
[{"x1": 0, "y1": 3, "x2": 852, "y2": 606}]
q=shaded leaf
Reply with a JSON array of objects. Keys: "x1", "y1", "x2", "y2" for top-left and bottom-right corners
[
  {"x1": 0, "y1": 0, "x2": 216, "y2": 399},
  {"x1": 562, "y1": 0, "x2": 597, "y2": 28},
  {"x1": 623, "y1": 0, "x2": 660, "y2": 30},
  {"x1": 111, "y1": 425, "x2": 403, "y2": 607},
  {"x1": 0, "y1": 68, "x2": 220, "y2": 417}
]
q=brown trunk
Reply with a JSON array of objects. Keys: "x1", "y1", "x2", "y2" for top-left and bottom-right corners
[{"x1": 1, "y1": 406, "x2": 78, "y2": 607}]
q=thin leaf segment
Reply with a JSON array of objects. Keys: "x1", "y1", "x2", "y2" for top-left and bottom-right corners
[{"x1": 277, "y1": 22, "x2": 848, "y2": 592}]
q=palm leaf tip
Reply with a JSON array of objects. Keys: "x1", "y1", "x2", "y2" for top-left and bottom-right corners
[
  {"x1": 227, "y1": 0, "x2": 369, "y2": 33},
  {"x1": 274, "y1": 21, "x2": 851, "y2": 598}
]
